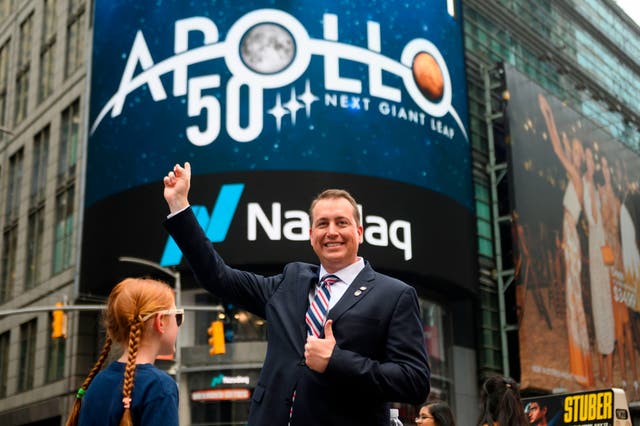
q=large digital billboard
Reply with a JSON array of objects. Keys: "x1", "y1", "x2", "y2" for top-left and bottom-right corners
[
  {"x1": 80, "y1": 0, "x2": 475, "y2": 298},
  {"x1": 506, "y1": 66, "x2": 640, "y2": 401}
]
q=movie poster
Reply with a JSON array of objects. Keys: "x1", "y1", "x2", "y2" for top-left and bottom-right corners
[{"x1": 506, "y1": 66, "x2": 640, "y2": 402}]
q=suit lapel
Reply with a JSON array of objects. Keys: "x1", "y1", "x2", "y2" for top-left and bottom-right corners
[{"x1": 327, "y1": 264, "x2": 376, "y2": 322}]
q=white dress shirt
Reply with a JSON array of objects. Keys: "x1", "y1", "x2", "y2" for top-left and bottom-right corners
[{"x1": 312, "y1": 258, "x2": 365, "y2": 309}]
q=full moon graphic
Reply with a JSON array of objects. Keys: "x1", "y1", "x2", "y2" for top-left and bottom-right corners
[
  {"x1": 412, "y1": 52, "x2": 444, "y2": 101},
  {"x1": 240, "y1": 23, "x2": 295, "y2": 74}
]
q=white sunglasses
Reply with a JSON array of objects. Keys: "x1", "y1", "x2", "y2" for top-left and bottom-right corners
[{"x1": 141, "y1": 308, "x2": 184, "y2": 326}]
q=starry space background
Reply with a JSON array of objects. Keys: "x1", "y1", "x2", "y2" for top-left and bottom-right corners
[{"x1": 87, "y1": 0, "x2": 472, "y2": 209}]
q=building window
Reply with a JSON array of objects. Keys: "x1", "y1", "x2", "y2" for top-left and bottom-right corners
[
  {"x1": 53, "y1": 186, "x2": 74, "y2": 274},
  {"x1": 39, "y1": 0, "x2": 57, "y2": 102},
  {"x1": 475, "y1": 182, "x2": 494, "y2": 258},
  {"x1": 46, "y1": 315, "x2": 66, "y2": 382},
  {"x1": 14, "y1": 14, "x2": 33, "y2": 125},
  {"x1": 0, "y1": 228, "x2": 17, "y2": 302},
  {"x1": 5, "y1": 148, "x2": 23, "y2": 221},
  {"x1": 0, "y1": 331, "x2": 9, "y2": 397},
  {"x1": 2, "y1": 149, "x2": 23, "y2": 302},
  {"x1": 57, "y1": 99, "x2": 79, "y2": 185},
  {"x1": 53, "y1": 100, "x2": 79, "y2": 275},
  {"x1": 25, "y1": 208, "x2": 45, "y2": 289},
  {"x1": 30, "y1": 126, "x2": 49, "y2": 205},
  {"x1": 25, "y1": 127, "x2": 49, "y2": 289},
  {"x1": 18, "y1": 319, "x2": 37, "y2": 392},
  {"x1": 65, "y1": 0, "x2": 85, "y2": 78},
  {"x1": 0, "y1": 40, "x2": 9, "y2": 139}
]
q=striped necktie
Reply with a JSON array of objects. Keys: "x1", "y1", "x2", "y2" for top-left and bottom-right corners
[{"x1": 305, "y1": 274, "x2": 339, "y2": 337}]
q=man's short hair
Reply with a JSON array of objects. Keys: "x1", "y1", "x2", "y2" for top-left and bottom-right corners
[{"x1": 309, "y1": 189, "x2": 361, "y2": 226}]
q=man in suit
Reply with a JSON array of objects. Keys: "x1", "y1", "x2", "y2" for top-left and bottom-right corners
[{"x1": 163, "y1": 162, "x2": 430, "y2": 426}]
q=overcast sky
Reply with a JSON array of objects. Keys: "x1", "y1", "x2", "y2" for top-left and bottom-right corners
[{"x1": 615, "y1": 0, "x2": 640, "y2": 25}]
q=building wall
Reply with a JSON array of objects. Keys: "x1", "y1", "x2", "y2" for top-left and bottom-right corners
[{"x1": 0, "y1": 0, "x2": 90, "y2": 423}]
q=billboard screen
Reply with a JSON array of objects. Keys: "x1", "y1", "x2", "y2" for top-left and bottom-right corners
[
  {"x1": 522, "y1": 388, "x2": 631, "y2": 426},
  {"x1": 506, "y1": 66, "x2": 640, "y2": 401},
  {"x1": 80, "y1": 0, "x2": 475, "y2": 298}
]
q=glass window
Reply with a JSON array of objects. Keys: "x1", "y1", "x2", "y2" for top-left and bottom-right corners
[
  {"x1": 14, "y1": 14, "x2": 32, "y2": 125},
  {"x1": 1, "y1": 149, "x2": 23, "y2": 302},
  {"x1": 0, "y1": 331, "x2": 9, "y2": 397},
  {"x1": 30, "y1": 126, "x2": 49, "y2": 205},
  {"x1": 65, "y1": 1, "x2": 85, "y2": 78},
  {"x1": 53, "y1": 186, "x2": 75, "y2": 274},
  {"x1": 477, "y1": 237, "x2": 494, "y2": 258},
  {"x1": 25, "y1": 207, "x2": 45, "y2": 289},
  {"x1": 195, "y1": 293, "x2": 267, "y2": 344},
  {"x1": 0, "y1": 40, "x2": 9, "y2": 138},
  {"x1": 39, "y1": 0, "x2": 57, "y2": 102},
  {"x1": 0, "y1": 227, "x2": 18, "y2": 302},
  {"x1": 5, "y1": 148, "x2": 23, "y2": 220},
  {"x1": 58, "y1": 99, "x2": 80, "y2": 185},
  {"x1": 18, "y1": 319, "x2": 37, "y2": 392}
]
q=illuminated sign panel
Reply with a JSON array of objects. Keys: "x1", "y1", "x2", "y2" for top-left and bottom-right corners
[
  {"x1": 506, "y1": 66, "x2": 640, "y2": 402},
  {"x1": 522, "y1": 389, "x2": 631, "y2": 426},
  {"x1": 81, "y1": 0, "x2": 475, "y2": 297},
  {"x1": 191, "y1": 389, "x2": 251, "y2": 401}
]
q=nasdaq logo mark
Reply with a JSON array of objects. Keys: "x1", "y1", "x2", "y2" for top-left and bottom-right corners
[
  {"x1": 160, "y1": 183, "x2": 244, "y2": 266},
  {"x1": 160, "y1": 182, "x2": 413, "y2": 266}
]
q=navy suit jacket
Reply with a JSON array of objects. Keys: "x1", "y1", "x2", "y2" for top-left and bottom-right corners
[{"x1": 165, "y1": 207, "x2": 430, "y2": 426}]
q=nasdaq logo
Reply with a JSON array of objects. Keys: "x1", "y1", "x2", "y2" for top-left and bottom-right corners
[
  {"x1": 160, "y1": 183, "x2": 245, "y2": 266},
  {"x1": 160, "y1": 183, "x2": 413, "y2": 266}
]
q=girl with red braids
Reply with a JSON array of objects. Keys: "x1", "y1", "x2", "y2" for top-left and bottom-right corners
[{"x1": 66, "y1": 278, "x2": 182, "y2": 426}]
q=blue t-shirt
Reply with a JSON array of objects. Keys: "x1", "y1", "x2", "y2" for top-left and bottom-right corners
[{"x1": 78, "y1": 361, "x2": 179, "y2": 426}]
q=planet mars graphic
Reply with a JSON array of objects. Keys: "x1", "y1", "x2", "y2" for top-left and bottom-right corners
[
  {"x1": 240, "y1": 23, "x2": 295, "y2": 74},
  {"x1": 412, "y1": 52, "x2": 444, "y2": 101}
]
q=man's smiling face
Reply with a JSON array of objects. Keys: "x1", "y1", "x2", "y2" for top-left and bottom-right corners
[{"x1": 309, "y1": 197, "x2": 363, "y2": 273}]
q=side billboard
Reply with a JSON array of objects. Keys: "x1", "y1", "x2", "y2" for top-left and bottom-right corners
[
  {"x1": 522, "y1": 388, "x2": 631, "y2": 426},
  {"x1": 506, "y1": 66, "x2": 640, "y2": 401},
  {"x1": 80, "y1": 0, "x2": 475, "y2": 298}
]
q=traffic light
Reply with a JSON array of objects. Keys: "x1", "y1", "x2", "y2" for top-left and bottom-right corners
[
  {"x1": 51, "y1": 302, "x2": 67, "y2": 339},
  {"x1": 207, "y1": 320, "x2": 226, "y2": 355}
]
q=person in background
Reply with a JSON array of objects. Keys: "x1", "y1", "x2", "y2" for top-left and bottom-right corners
[
  {"x1": 477, "y1": 376, "x2": 528, "y2": 426},
  {"x1": 538, "y1": 94, "x2": 594, "y2": 387},
  {"x1": 524, "y1": 400, "x2": 549, "y2": 426},
  {"x1": 162, "y1": 162, "x2": 430, "y2": 425},
  {"x1": 415, "y1": 400, "x2": 456, "y2": 426},
  {"x1": 66, "y1": 278, "x2": 182, "y2": 426}
]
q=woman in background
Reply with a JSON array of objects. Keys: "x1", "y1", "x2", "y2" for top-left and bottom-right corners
[
  {"x1": 415, "y1": 400, "x2": 456, "y2": 426},
  {"x1": 477, "y1": 375, "x2": 528, "y2": 426}
]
